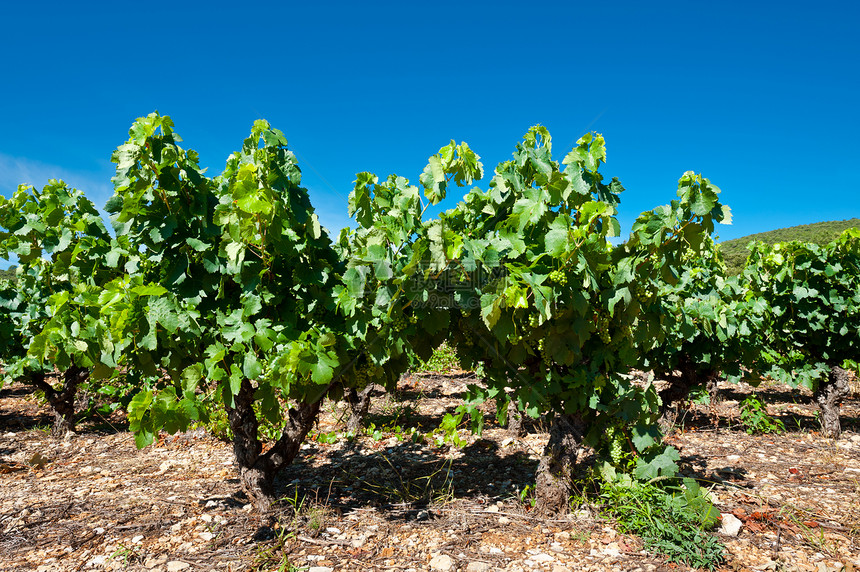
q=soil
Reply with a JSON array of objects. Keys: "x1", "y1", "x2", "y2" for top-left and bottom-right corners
[{"x1": 1, "y1": 373, "x2": 859, "y2": 572}]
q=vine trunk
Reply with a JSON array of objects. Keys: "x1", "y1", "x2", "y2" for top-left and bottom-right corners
[
  {"x1": 534, "y1": 412, "x2": 587, "y2": 515},
  {"x1": 30, "y1": 366, "x2": 88, "y2": 436},
  {"x1": 814, "y1": 366, "x2": 850, "y2": 439},
  {"x1": 227, "y1": 379, "x2": 323, "y2": 512}
]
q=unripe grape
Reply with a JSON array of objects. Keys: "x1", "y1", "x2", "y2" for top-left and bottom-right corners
[{"x1": 610, "y1": 437, "x2": 624, "y2": 465}]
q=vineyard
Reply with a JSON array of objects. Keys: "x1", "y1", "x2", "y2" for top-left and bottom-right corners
[{"x1": 1, "y1": 114, "x2": 859, "y2": 571}]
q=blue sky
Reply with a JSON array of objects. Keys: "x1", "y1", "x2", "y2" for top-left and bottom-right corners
[{"x1": 2, "y1": 1, "x2": 858, "y2": 257}]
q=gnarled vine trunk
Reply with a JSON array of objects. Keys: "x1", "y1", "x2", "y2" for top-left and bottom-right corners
[
  {"x1": 227, "y1": 379, "x2": 323, "y2": 513},
  {"x1": 506, "y1": 395, "x2": 526, "y2": 438},
  {"x1": 815, "y1": 366, "x2": 850, "y2": 439},
  {"x1": 345, "y1": 385, "x2": 373, "y2": 435},
  {"x1": 30, "y1": 365, "x2": 89, "y2": 437},
  {"x1": 656, "y1": 358, "x2": 718, "y2": 431},
  {"x1": 534, "y1": 412, "x2": 588, "y2": 515}
]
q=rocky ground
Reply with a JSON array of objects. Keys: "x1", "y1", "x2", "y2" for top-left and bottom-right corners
[{"x1": 1, "y1": 373, "x2": 859, "y2": 572}]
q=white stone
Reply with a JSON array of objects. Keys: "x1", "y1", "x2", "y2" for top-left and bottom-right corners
[
  {"x1": 199, "y1": 531, "x2": 215, "y2": 541},
  {"x1": 498, "y1": 516, "x2": 511, "y2": 525},
  {"x1": 720, "y1": 513, "x2": 743, "y2": 536},
  {"x1": 144, "y1": 556, "x2": 167, "y2": 568},
  {"x1": 531, "y1": 553, "x2": 555, "y2": 563},
  {"x1": 307, "y1": 568, "x2": 334, "y2": 572},
  {"x1": 466, "y1": 563, "x2": 491, "y2": 572},
  {"x1": 167, "y1": 562, "x2": 190, "y2": 572},
  {"x1": 429, "y1": 554, "x2": 455, "y2": 571},
  {"x1": 131, "y1": 535, "x2": 143, "y2": 544}
]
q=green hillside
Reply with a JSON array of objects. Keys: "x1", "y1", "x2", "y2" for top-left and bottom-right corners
[
  {"x1": 719, "y1": 218, "x2": 860, "y2": 274},
  {"x1": 0, "y1": 266, "x2": 15, "y2": 281}
]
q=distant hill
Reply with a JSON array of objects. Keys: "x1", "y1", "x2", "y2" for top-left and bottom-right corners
[
  {"x1": 0, "y1": 266, "x2": 15, "y2": 282},
  {"x1": 719, "y1": 218, "x2": 860, "y2": 274}
]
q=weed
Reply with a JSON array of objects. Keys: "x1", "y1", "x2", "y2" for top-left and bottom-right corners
[
  {"x1": 599, "y1": 477, "x2": 724, "y2": 570},
  {"x1": 688, "y1": 386, "x2": 712, "y2": 405},
  {"x1": 107, "y1": 542, "x2": 141, "y2": 566},
  {"x1": 739, "y1": 393, "x2": 785, "y2": 434},
  {"x1": 250, "y1": 491, "x2": 335, "y2": 571},
  {"x1": 32, "y1": 422, "x2": 52, "y2": 435},
  {"x1": 517, "y1": 484, "x2": 536, "y2": 508},
  {"x1": 249, "y1": 524, "x2": 303, "y2": 572},
  {"x1": 315, "y1": 430, "x2": 340, "y2": 444}
]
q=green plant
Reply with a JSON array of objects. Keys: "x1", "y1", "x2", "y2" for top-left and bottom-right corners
[
  {"x1": 107, "y1": 542, "x2": 141, "y2": 566},
  {"x1": 639, "y1": 238, "x2": 767, "y2": 416},
  {"x1": 419, "y1": 128, "x2": 731, "y2": 513},
  {"x1": 518, "y1": 484, "x2": 536, "y2": 508},
  {"x1": 105, "y1": 114, "x2": 378, "y2": 511},
  {"x1": 599, "y1": 476, "x2": 724, "y2": 570},
  {"x1": 746, "y1": 231, "x2": 860, "y2": 437},
  {"x1": 315, "y1": 429, "x2": 339, "y2": 444},
  {"x1": 249, "y1": 520, "x2": 302, "y2": 572},
  {"x1": 688, "y1": 386, "x2": 712, "y2": 405},
  {"x1": 739, "y1": 393, "x2": 785, "y2": 434},
  {"x1": 418, "y1": 342, "x2": 460, "y2": 373},
  {"x1": 0, "y1": 181, "x2": 126, "y2": 436}
]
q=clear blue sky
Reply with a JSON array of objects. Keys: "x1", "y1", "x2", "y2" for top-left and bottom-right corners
[{"x1": 2, "y1": 1, "x2": 858, "y2": 253}]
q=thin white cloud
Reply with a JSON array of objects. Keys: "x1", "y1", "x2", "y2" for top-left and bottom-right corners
[{"x1": 0, "y1": 152, "x2": 114, "y2": 208}]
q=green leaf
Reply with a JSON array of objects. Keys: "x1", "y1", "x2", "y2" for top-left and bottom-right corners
[
  {"x1": 243, "y1": 352, "x2": 263, "y2": 379},
  {"x1": 132, "y1": 284, "x2": 168, "y2": 296},
  {"x1": 634, "y1": 446, "x2": 681, "y2": 480}
]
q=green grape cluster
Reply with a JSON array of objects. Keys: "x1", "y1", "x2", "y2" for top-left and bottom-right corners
[
  {"x1": 537, "y1": 339, "x2": 552, "y2": 366},
  {"x1": 528, "y1": 314, "x2": 540, "y2": 327},
  {"x1": 353, "y1": 360, "x2": 379, "y2": 386},
  {"x1": 311, "y1": 303, "x2": 325, "y2": 319},
  {"x1": 392, "y1": 315, "x2": 408, "y2": 332},
  {"x1": 593, "y1": 312, "x2": 612, "y2": 344},
  {"x1": 408, "y1": 314, "x2": 417, "y2": 324},
  {"x1": 635, "y1": 286, "x2": 655, "y2": 304},
  {"x1": 606, "y1": 426, "x2": 625, "y2": 465},
  {"x1": 458, "y1": 316, "x2": 474, "y2": 346},
  {"x1": 548, "y1": 269, "x2": 568, "y2": 285}
]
